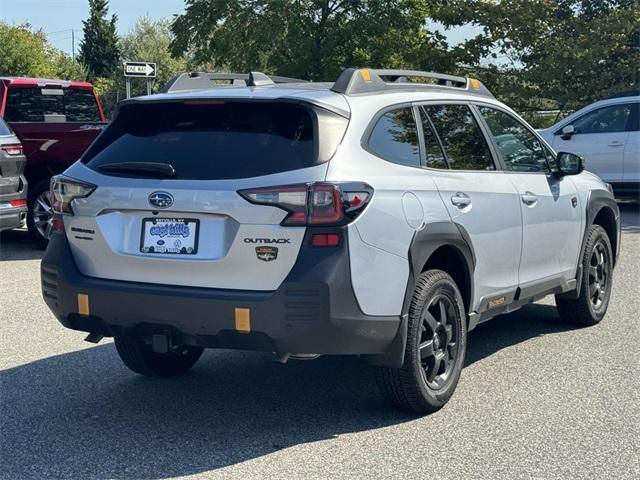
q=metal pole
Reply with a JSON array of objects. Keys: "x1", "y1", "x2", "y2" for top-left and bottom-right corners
[
  {"x1": 146, "y1": 79, "x2": 151, "y2": 96},
  {"x1": 126, "y1": 78, "x2": 131, "y2": 99},
  {"x1": 71, "y1": 29, "x2": 75, "y2": 58}
]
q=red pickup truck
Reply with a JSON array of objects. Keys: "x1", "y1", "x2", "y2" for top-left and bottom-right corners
[{"x1": 0, "y1": 77, "x2": 106, "y2": 247}]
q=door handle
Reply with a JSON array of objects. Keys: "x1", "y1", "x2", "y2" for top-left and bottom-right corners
[
  {"x1": 521, "y1": 191, "x2": 538, "y2": 206},
  {"x1": 608, "y1": 140, "x2": 624, "y2": 147},
  {"x1": 451, "y1": 192, "x2": 471, "y2": 208}
]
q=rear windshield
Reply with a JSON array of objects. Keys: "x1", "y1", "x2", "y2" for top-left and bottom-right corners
[
  {"x1": 4, "y1": 87, "x2": 101, "y2": 122},
  {"x1": 83, "y1": 101, "x2": 342, "y2": 180}
]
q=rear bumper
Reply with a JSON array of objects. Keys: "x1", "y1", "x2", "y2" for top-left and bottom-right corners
[
  {"x1": 0, "y1": 177, "x2": 27, "y2": 231},
  {"x1": 41, "y1": 229, "x2": 402, "y2": 356}
]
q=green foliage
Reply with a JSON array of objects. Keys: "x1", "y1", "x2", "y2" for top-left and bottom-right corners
[
  {"x1": 170, "y1": 0, "x2": 453, "y2": 81},
  {"x1": 436, "y1": 0, "x2": 640, "y2": 111},
  {"x1": 0, "y1": 23, "x2": 56, "y2": 77},
  {"x1": 120, "y1": 16, "x2": 188, "y2": 95},
  {"x1": 0, "y1": 22, "x2": 87, "y2": 81},
  {"x1": 79, "y1": 0, "x2": 120, "y2": 79}
]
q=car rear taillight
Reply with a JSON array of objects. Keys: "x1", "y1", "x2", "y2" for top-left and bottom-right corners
[
  {"x1": 239, "y1": 182, "x2": 372, "y2": 226},
  {"x1": 50, "y1": 175, "x2": 96, "y2": 215},
  {"x1": 1, "y1": 144, "x2": 23, "y2": 156},
  {"x1": 10, "y1": 199, "x2": 26, "y2": 207}
]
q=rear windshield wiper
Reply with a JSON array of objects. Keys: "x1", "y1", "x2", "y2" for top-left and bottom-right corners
[{"x1": 96, "y1": 162, "x2": 176, "y2": 178}]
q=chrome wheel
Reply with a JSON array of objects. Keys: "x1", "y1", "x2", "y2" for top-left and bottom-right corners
[
  {"x1": 419, "y1": 294, "x2": 460, "y2": 390},
  {"x1": 589, "y1": 241, "x2": 609, "y2": 310},
  {"x1": 32, "y1": 190, "x2": 54, "y2": 240}
]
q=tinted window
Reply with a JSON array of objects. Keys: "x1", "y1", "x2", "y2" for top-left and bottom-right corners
[
  {"x1": 368, "y1": 107, "x2": 420, "y2": 167},
  {"x1": 4, "y1": 87, "x2": 101, "y2": 122},
  {"x1": 83, "y1": 101, "x2": 319, "y2": 180},
  {"x1": 571, "y1": 104, "x2": 632, "y2": 134},
  {"x1": 0, "y1": 118, "x2": 13, "y2": 136},
  {"x1": 424, "y1": 104, "x2": 494, "y2": 170},
  {"x1": 419, "y1": 107, "x2": 447, "y2": 169},
  {"x1": 478, "y1": 106, "x2": 550, "y2": 172}
]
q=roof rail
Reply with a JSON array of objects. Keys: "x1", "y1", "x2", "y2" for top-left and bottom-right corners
[
  {"x1": 331, "y1": 68, "x2": 494, "y2": 98},
  {"x1": 160, "y1": 71, "x2": 308, "y2": 93}
]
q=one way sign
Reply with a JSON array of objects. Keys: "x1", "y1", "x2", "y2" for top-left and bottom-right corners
[{"x1": 123, "y1": 62, "x2": 156, "y2": 78}]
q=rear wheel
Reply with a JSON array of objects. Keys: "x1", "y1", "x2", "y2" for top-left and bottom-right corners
[
  {"x1": 556, "y1": 224, "x2": 613, "y2": 326},
  {"x1": 27, "y1": 179, "x2": 54, "y2": 249},
  {"x1": 375, "y1": 269, "x2": 467, "y2": 413},
  {"x1": 114, "y1": 331, "x2": 204, "y2": 377}
]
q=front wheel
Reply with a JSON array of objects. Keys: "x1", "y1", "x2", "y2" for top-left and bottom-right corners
[
  {"x1": 114, "y1": 331, "x2": 204, "y2": 377},
  {"x1": 375, "y1": 269, "x2": 467, "y2": 413},
  {"x1": 556, "y1": 224, "x2": 613, "y2": 326}
]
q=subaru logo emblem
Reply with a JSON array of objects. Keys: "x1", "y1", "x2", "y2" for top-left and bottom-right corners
[{"x1": 148, "y1": 191, "x2": 173, "y2": 208}]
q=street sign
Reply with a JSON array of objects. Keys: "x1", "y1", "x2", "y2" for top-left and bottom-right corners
[{"x1": 124, "y1": 62, "x2": 156, "y2": 78}]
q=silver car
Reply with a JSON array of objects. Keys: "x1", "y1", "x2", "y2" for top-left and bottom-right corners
[
  {"x1": 0, "y1": 118, "x2": 27, "y2": 231},
  {"x1": 41, "y1": 69, "x2": 620, "y2": 413}
]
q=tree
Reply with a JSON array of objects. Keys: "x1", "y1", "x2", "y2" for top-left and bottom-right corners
[
  {"x1": 0, "y1": 23, "x2": 55, "y2": 77},
  {"x1": 170, "y1": 0, "x2": 454, "y2": 81},
  {"x1": 120, "y1": 16, "x2": 188, "y2": 95},
  {"x1": 433, "y1": 0, "x2": 640, "y2": 112},
  {"x1": 0, "y1": 22, "x2": 87, "y2": 81},
  {"x1": 79, "y1": 0, "x2": 120, "y2": 80}
]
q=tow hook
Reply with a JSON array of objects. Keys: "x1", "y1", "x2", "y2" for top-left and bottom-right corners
[{"x1": 84, "y1": 332, "x2": 104, "y2": 344}]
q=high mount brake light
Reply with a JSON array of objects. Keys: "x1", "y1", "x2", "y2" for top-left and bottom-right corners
[
  {"x1": 239, "y1": 182, "x2": 372, "y2": 226},
  {"x1": 50, "y1": 176, "x2": 96, "y2": 215}
]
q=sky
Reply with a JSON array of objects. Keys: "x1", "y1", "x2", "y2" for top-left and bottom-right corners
[{"x1": 1, "y1": 0, "x2": 480, "y2": 56}]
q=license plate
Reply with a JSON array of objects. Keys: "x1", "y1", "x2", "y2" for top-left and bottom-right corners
[{"x1": 140, "y1": 218, "x2": 199, "y2": 255}]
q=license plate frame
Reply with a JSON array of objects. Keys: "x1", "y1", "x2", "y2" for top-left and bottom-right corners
[{"x1": 140, "y1": 217, "x2": 199, "y2": 255}]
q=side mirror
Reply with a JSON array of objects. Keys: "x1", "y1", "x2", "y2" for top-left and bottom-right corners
[
  {"x1": 556, "y1": 151, "x2": 584, "y2": 176},
  {"x1": 561, "y1": 124, "x2": 575, "y2": 140}
]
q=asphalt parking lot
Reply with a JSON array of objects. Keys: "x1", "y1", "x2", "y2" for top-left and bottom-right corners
[{"x1": 1, "y1": 203, "x2": 638, "y2": 480}]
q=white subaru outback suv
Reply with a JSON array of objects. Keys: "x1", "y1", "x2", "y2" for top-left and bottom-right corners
[{"x1": 41, "y1": 69, "x2": 620, "y2": 413}]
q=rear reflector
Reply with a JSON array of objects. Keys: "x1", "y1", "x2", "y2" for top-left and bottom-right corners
[
  {"x1": 312, "y1": 233, "x2": 340, "y2": 247},
  {"x1": 52, "y1": 217, "x2": 64, "y2": 232},
  {"x1": 9, "y1": 199, "x2": 26, "y2": 207},
  {"x1": 77, "y1": 293, "x2": 90, "y2": 316},
  {"x1": 235, "y1": 308, "x2": 251, "y2": 334}
]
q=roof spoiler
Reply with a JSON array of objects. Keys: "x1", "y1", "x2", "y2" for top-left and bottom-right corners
[
  {"x1": 330, "y1": 68, "x2": 494, "y2": 98},
  {"x1": 160, "y1": 71, "x2": 308, "y2": 93}
]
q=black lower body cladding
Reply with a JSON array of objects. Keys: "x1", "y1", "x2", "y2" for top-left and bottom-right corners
[{"x1": 41, "y1": 228, "x2": 401, "y2": 356}]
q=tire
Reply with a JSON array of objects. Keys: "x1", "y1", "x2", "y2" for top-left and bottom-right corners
[
  {"x1": 114, "y1": 331, "x2": 204, "y2": 377},
  {"x1": 375, "y1": 269, "x2": 467, "y2": 414},
  {"x1": 27, "y1": 179, "x2": 53, "y2": 249},
  {"x1": 556, "y1": 224, "x2": 613, "y2": 326}
]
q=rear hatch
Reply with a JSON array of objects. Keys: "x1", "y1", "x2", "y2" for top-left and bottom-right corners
[
  {"x1": 3, "y1": 84, "x2": 105, "y2": 170},
  {"x1": 62, "y1": 97, "x2": 348, "y2": 290}
]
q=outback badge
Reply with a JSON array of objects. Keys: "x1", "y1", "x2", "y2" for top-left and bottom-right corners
[{"x1": 255, "y1": 246, "x2": 278, "y2": 262}]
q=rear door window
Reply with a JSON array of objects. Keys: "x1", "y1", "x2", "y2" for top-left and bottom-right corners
[
  {"x1": 83, "y1": 101, "x2": 330, "y2": 180},
  {"x1": 4, "y1": 87, "x2": 101, "y2": 122},
  {"x1": 367, "y1": 107, "x2": 421, "y2": 167},
  {"x1": 423, "y1": 104, "x2": 495, "y2": 170}
]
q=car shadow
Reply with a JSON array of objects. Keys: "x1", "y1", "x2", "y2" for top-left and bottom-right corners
[
  {"x1": 1, "y1": 303, "x2": 578, "y2": 479},
  {"x1": 0, "y1": 228, "x2": 44, "y2": 261},
  {"x1": 619, "y1": 201, "x2": 639, "y2": 234}
]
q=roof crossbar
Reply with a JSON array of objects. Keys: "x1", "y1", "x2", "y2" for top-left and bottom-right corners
[
  {"x1": 331, "y1": 68, "x2": 494, "y2": 98},
  {"x1": 160, "y1": 71, "x2": 307, "y2": 93}
]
